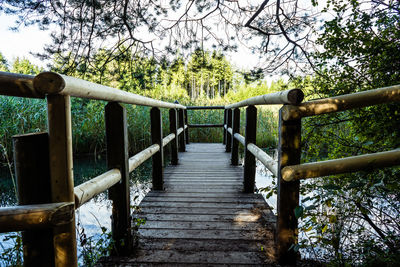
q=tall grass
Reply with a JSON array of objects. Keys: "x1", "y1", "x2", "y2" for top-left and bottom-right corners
[{"x1": 0, "y1": 95, "x2": 279, "y2": 163}]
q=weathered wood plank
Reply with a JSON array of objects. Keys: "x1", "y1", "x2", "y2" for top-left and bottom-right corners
[
  {"x1": 133, "y1": 213, "x2": 275, "y2": 223},
  {"x1": 145, "y1": 191, "x2": 262, "y2": 198},
  {"x1": 137, "y1": 238, "x2": 274, "y2": 252},
  {"x1": 139, "y1": 221, "x2": 273, "y2": 231},
  {"x1": 141, "y1": 196, "x2": 266, "y2": 204},
  {"x1": 139, "y1": 201, "x2": 262, "y2": 209},
  {"x1": 109, "y1": 250, "x2": 270, "y2": 265},
  {"x1": 138, "y1": 228, "x2": 270, "y2": 240},
  {"x1": 138, "y1": 207, "x2": 263, "y2": 215},
  {"x1": 98, "y1": 143, "x2": 276, "y2": 266}
]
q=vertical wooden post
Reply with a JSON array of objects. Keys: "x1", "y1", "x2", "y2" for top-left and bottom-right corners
[
  {"x1": 276, "y1": 106, "x2": 301, "y2": 265},
  {"x1": 225, "y1": 109, "x2": 232, "y2": 152},
  {"x1": 46, "y1": 94, "x2": 77, "y2": 267},
  {"x1": 13, "y1": 133, "x2": 55, "y2": 267},
  {"x1": 105, "y1": 102, "x2": 133, "y2": 256},
  {"x1": 223, "y1": 109, "x2": 227, "y2": 145},
  {"x1": 231, "y1": 108, "x2": 240, "y2": 165},
  {"x1": 178, "y1": 109, "x2": 186, "y2": 152},
  {"x1": 184, "y1": 109, "x2": 189, "y2": 144},
  {"x1": 169, "y1": 108, "x2": 179, "y2": 165},
  {"x1": 151, "y1": 107, "x2": 164, "y2": 190},
  {"x1": 243, "y1": 105, "x2": 257, "y2": 193}
]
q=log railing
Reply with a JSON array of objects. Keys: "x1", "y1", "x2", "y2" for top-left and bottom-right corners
[
  {"x1": 185, "y1": 105, "x2": 225, "y2": 143},
  {"x1": 1, "y1": 70, "x2": 399, "y2": 266},
  {"x1": 0, "y1": 71, "x2": 187, "y2": 267},
  {"x1": 223, "y1": 85, "x2": 400, "y2": 265}
]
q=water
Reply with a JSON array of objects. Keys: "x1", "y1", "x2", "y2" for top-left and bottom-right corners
[{"x1": 0, "y1": 155, "x2": 152, "y2": 265}]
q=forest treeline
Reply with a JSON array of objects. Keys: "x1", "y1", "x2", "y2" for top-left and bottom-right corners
[{"x1": 0, "y1": 49, "x2": 281, "y2": 164}]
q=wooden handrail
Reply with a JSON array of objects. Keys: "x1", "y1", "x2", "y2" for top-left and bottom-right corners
[
  {"x1": 186, "y1": 106, "x2": 225, "y2": 109},
  {"x1": 188, "y1": 124, "x2": 224, "y2": 128},
  {"x1": 129, "y1": 144, "x2": 160, "y2": 172},
  {"x1": 163, "y1": 133, "x2": 176, "y2": 147},
  {"x1": 247, "y1": 143, "x2": 278, "y2": 177},
  {"x1": 0, "y1": 202, "x2": 74, "y2": 233},
  {"x1": 282, "y1": 149, "x2": 400, "y2": 181},
  {"x1": 225, "y1": 88, "x2": 304, "y2": 109},
  {"x1": 281, "y1": 84, "x2": 400, "y2": 121},
  {"x1": 0, "y1": 71, "x2": 43, "y2": 98},
  {"x1": 74, "y1": 169, "x2": 122, "y2": 208},
  {"x1": 234, "y1": 133, "x2": 245, "y2": 146},
  {"x1": 74, "y1": 143, "x2": 163, "y2": 208},
  {"x1": 33, "y1": 72, "x2": 186, "y2": 109}
]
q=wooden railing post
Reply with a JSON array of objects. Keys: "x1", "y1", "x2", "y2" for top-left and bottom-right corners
[
  {"x1": 105, "y1": 102, "x2": 133, "y2": 256},
  {"x1": 184, "y1": 109, "x2": 189, "y2": 144},
  {"x1": 225, "y1": 109, "x2": 232, "y2": 152},
  {"x1": 46, "y1": 94, "x2": 77, "y2": 267},
  {"x1": 231, "y1": 108, "x2": 240, "y2": 165},
  {"x1": 243, "y1": 105, "x2": 257, "y2": 193},
  {"x1": 276, "y1": 106, "x2": 301, "y2": 265},
  {"x1": 169, "y1": 108, "x2": 179, "y2": 165},
  {"x1": 151, "y1": 107, "x2": 164, "y2": 190},
  {"x1": 223, "y1": 109, "x2": 227, "y2": 144},
  {"x1": 178, "y1": 109, "x2": 186, "y2": 152},
  {"x1": 13, "y1": 133, "x2": 55, "y2": 267}
]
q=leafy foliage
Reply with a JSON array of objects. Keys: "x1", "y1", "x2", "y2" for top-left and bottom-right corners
[{"x1": 292, "y1": 0, "x2": 400, "y2": 264}]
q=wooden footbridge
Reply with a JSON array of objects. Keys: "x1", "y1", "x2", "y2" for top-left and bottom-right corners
[
  {"x1": 102, "y1": 143, "x2": 277, "y2": 266},
  {"x1": 0, "y1": 71, "x2": 399, "y2": 266}
]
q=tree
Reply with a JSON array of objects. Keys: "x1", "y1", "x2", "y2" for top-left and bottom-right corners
[
  {"x1": 0, "y1": 52, "x2": 9, "y2": 72},
  {"x1": 11, "y1": 57, "x2": 41, "y2": 75},
  {"x1": 294, "y1": 1, "x2": 400, "y2": 264},
  {"x1": 0, "y1": 1, "x2": 320, "y2": 75}
]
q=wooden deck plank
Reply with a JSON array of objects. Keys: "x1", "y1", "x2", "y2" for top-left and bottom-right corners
[
  {"x1": 133, "y1": 213, "x2": 275, "y2": 223},
  {"x1": 137, "y1": 238, "x2": 275, "y2": 252},
  {"x1": 98, "y1": 143, "x2": 276, "y2": 266},
  {"x1": 110, "y1": 250, "x2": 272, "y2": 265}
]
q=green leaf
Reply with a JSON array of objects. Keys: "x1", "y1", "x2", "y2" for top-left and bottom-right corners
[{"x1": 304, "y1": 226, "x2": 313, "y2": 232}]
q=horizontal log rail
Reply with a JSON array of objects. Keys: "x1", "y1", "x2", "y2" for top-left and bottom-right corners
[
  {"x1": 185, "y1": 106, "x2": 225, "y2": 143},
  {"x1": 222, "y1": 84, "x2": 400, "y2": 265},
  {"x1": 74, "y1": 129, "x2": 187, "y2": 208},
  {"x1": 0, "y1": 202, "x2": 74, "y2": 233},
  {"x1": 129, "y1": 144, "x2": 160, "y2": 172},
  {"x1": 247, "y1": 143, "x2": 278, "y2": 177},
  {"x1": 0, "y1": 71, "x2": 189, "y2": 266},
  {"x1": 229, "y1": 131, "x2": 278, "y2": 177},
  {"x1": 188, "y1": 124, "x2": 224, "y2": 128},
  {"x1": 74, "y1": 169, "x2": 122, "y2": 208},
  {"x1": 186, "y1": 105, "x2": 225, "y2": 110},
  {"x1": 282, "y1": 149, "x2": 400, "y2": 181},
  {"x1": 225, "y1": 88, "x2": 304, "y2": 109},
  {"x1": 234, "y1": 133, "x2": 245, "y2": 146},
  {"x1": 0, "y1": 71, "x2": 43, "y2": 98},
  {"x1": 281, "y1": 84, "x2": 400, "y2": 121},
  {"x1": 33, "y1": 72, "x2": 186, "y2": 109},
  {"x1": 163, "y1": 133, "x2": 176, "y2": 147}
]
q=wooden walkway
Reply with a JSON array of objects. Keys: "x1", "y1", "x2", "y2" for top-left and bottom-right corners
[{"x1": 100, "y1": 143, "x2": 276, "y2": 266}]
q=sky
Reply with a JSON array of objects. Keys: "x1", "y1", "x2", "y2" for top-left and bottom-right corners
[{"x1": 0, "y1": 13, "x2": 264, "y2": 72}]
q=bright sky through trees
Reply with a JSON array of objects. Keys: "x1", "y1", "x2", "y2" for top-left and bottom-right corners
[{"x1": 0, "y1": 13, "x2": 264, "y2": 72}]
